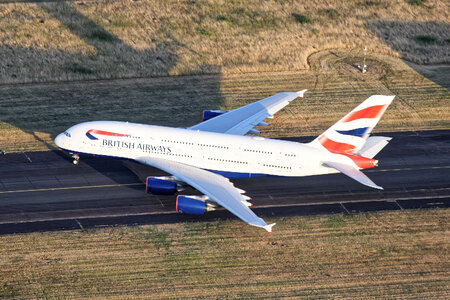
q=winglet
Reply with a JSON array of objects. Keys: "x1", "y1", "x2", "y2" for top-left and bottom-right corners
[
  {"x1": 264, "y1": 223, "x2": 276, "y2": 233},
  {"x1": 296, "y1": 89, "x2": 307, "y2": 99}
]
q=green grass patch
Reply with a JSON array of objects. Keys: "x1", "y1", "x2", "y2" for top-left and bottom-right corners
[
  {"x1": 292, "y1": 13, "x2": 312, "y2": 24},
  {"x1": 410, "y1": 0, "x2": 427, "y2": 6},
  {"x1": 321, "y1": 214, "x2": 350, "y2": 228},
  {"x1": 198, "y1": 28, "x2": 212, "y2": 36},
  {"x1": 229, "y1": 8, "x2": 281, "y2": 30},
  {"x1": 0, "y1": 284, "x2": 19, "y2": 298},
  {"x1": 134, "y1": 226, "x2": 171, "y2": 250},
  {"x1": 415, "y1": 35, "x2": 437, "y2": 44}
]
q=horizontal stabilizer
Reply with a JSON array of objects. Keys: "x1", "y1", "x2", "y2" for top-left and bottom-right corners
[
  {"x1": 324, "y1": 161, "x2": 383, "y2": 190},
  {"x1": 359, "y1": 136, "x2": 392, "y2": 158}
]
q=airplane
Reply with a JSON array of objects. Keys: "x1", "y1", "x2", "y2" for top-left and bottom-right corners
[{"x1": 54, "y1": 90, "x2": 395, "y2": 232}]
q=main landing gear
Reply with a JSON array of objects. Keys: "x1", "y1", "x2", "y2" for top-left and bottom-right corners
[{"x1": 72, "y1": 154, "x2": 80, "y2": 165}]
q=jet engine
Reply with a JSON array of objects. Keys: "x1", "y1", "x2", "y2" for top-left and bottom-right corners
[
  {"x1": 146, "y1": 176, "x2": 183, "y2": 195},
  {"x1": 176, "y1": 195, "x2": 216, "y2": 215},
  {"x1": 202, "y1": 110, "x2": 228, "y2": 121}
]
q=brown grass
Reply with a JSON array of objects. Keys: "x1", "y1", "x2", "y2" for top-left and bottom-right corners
[
  {"x1": 0, "y1": 209, "x2": 449, "y2": 298},
  {"x1": 0, "y1": 0, "x2": 448, "y2": 83}
]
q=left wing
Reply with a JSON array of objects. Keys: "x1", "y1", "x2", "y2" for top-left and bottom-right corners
[
  {"x1": 136, "y1": 156, "x2": 276, "y2": 232},
  {"x1": 188, "y1": 90, "x2": 307, "y2": 135}
]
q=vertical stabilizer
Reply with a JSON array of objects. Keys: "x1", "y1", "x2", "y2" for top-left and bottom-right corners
[{"x1": 309, "y1": 95, "x2": 395, "y2": 154}]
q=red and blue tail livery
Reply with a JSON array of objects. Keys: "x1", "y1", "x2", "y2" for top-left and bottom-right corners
[{"x1": 311, "y1": 95, "x2": 394, "y2": 155}]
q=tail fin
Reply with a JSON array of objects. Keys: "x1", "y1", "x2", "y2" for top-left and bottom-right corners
[{"x1": 309, "y1": 95, "x2": 395, "y2": 154}]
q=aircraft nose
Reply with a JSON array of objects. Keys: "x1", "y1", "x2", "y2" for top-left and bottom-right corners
[{"x1": 54, "y1": 133, "x2": 64, "y2": 148}]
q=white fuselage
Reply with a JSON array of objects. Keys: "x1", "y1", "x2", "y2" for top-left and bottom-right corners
[{"x1": 55, "y1": 121, "x2": 352, "y2": 178}]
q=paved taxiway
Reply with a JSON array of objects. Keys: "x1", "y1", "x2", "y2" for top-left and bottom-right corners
[{"x1": 0, "y1": 130, "x2": 449, "y2": 234}]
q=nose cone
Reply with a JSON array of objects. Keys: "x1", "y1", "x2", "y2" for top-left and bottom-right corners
[{"x1": 54, "y1": 133, "x2": 64, "y2": 148}]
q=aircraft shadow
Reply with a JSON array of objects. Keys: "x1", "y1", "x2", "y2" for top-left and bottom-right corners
[
  {"x1": 0, "y1": 1, "x2": 224, "y2": 189},
  {"x1": 366, "y1": 20, "x2": 450, "y2": 88}
]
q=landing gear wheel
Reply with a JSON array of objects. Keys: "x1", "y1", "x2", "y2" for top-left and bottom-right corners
[{"x1": 72, "y1": 154, "x2": 80, "y2": 165}]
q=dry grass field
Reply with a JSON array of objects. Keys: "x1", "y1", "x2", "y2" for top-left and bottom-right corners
[
  {"x1": 0, "y1": 2, "x2": 449, "y2": 298},
  {"x1": 0, "y1": 0, "x2": 448, "y2": 83},
  {"x1": 1, "y1": 209, "x2": 449, "y2": 298}
]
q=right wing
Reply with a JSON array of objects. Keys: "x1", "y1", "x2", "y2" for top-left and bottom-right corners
[
  {"x1": 136, "y1": 156, "x2": 275, "y2": 232},
  {"x1": 323, "y1": 161, "x2": 383, "y2": 190},
  {"x1": 188, "y1": 90, "x2": 307, "y2": 136}
]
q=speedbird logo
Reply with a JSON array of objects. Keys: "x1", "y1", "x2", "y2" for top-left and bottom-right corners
[{"x1": 86, "y1": 129, "x2": 130, "y2": 140}]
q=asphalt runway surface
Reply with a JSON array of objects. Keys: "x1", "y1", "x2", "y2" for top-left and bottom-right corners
[{"x1": 0, "y1": 130, "x2": 449, "y2": 234}]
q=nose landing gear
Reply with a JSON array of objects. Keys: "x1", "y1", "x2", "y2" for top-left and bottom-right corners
[{"x1": 72, "y1": 154, "x2": 80, "y2": 165}]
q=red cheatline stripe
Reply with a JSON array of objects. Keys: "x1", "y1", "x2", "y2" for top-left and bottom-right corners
[
  {"x1": 342, "y1": 105, "x2": 386, "y2": 123},
  {"x1": 318, "y1": 135, "x2": 357, "y2": 154},
  {"x1": 87, "y1": 129, "x2": 130, "y2": 137}
]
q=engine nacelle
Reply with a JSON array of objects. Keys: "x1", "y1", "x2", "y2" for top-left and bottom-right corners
[
  {"x1": 176, "y1": 195, "x2": 206, "y2": 215},
  {"x1": 176, "y1": 195, "x2": 216, "y2": 215},
  {"x1": 146, "y1": 177, "x2": 177, "y2": 195},
  {"x1": 202, "y1": 110, "x2": 228, "y2": 121}
]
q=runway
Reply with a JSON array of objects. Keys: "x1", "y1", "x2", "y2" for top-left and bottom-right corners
[{"x1": 0, "y1": 130, "x2": 449, "y2": 234}]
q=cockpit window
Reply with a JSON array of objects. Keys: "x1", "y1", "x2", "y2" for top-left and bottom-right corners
[{"x1": 64, "y1": 131, "x2": 71, "y2": 137}]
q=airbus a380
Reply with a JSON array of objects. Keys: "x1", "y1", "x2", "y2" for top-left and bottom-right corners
[{"x1": 55, "y1": 90, "x2": 395, "y2": 232}]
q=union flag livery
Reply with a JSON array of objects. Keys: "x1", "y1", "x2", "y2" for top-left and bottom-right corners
[{"x1": 311, "y1": 95, "x2": 393, "y2": 157}]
